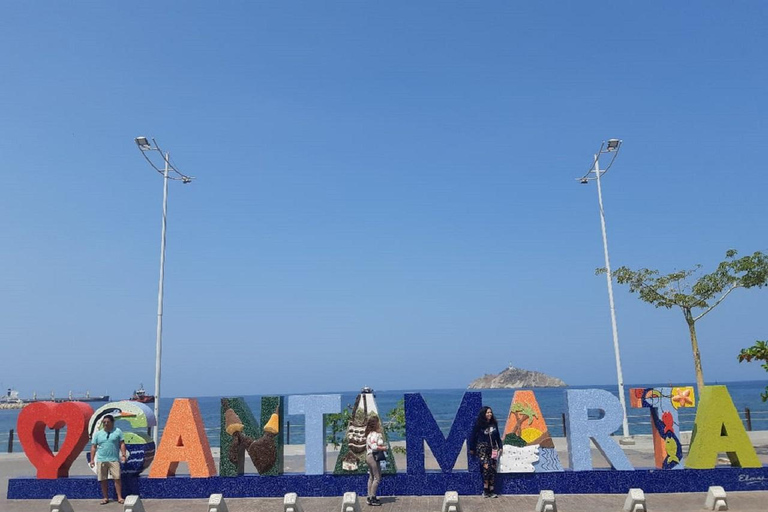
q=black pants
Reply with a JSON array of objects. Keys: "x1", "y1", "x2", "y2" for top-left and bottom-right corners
[{"x1": 476, "y1": 442, "x2": 497, "y2": 489}]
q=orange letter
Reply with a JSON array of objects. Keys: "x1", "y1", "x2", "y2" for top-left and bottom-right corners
[{"x1": 149, "y1": 398, "x2": 216, "y2": 478}]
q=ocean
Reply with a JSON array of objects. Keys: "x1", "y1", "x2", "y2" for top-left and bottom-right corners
[{"x1": 1, "y1": 381, "x2": 766, "y2": 452}]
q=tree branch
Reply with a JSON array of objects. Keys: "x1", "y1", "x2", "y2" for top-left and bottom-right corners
[
  {"x1": 638, "y1": 281, "x2": 676, "y2": 307},
  {"x1": 693, "y1": 283, "x2": 740, "y2": 322}
]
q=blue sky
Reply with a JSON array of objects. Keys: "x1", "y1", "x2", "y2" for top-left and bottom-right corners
[{"x1": 1, "y1": 2, "x2": 767, "y2": 398}]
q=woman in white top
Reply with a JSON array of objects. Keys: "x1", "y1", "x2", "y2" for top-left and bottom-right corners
[{"x1": 364, "y1": 415, "x2": 386, "y2": 506}]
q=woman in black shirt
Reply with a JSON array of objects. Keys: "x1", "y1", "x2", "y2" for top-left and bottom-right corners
[{"x1": 468, "y1": 406, "x2": 503, "y2": 498}]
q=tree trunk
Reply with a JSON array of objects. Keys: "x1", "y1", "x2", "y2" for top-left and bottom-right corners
[
  {"x1": 685, "y1": 309, "x2": 705, "y2": 393},
  {"x1": 512, "y1": 413, "x2": 522, "y2": 437}
]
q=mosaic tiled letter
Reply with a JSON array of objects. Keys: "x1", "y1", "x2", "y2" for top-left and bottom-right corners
[
  {"x1": 288, "y1": 394, "x2": 340, "y2": 475},
  {"x1": 17, "y1": 401, "x2": 94, "y2": 479},
  {"x1": 501, "y1": 390, "x2": 564, "y2": 472},
  {"x1": 404, "y1": 392, "x2": 482, "y2": 474},
  {"x1": 686, "y1": 385, "x2": 761, "y2": 469},
  {"x1": 220, "y1": 397, "x2": 261, "y2": 476},
  {"x1": 149, "y1": 398, "x2": 217, "y2": 478},
  {"x1": 565, "y1": 389, "x2": 633, "y2": 471},
  {"x1": 629, "y1": 386, "x2": 693, "y2": 469}
]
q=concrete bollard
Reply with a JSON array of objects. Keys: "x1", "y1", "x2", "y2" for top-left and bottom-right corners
[
  {"x1": 285, "y1": 492, "x2": 304, "y2": 512},
  {"x1": 50, "y1": 495, "x2": 74, "y2": 512},
  {"x1": 341, "y1": 491, "x2": 361, "y2": 512},
  {"x1": 535, "y1": 490, "x2": 557, "y2": 512},
  {"x1": 441, "y1": 491, "x2": 461, "y2": 512},
  {"x1": 208, "y1": 493, "x2": 228, "y2": 512},
  {"x1": 123, "y1": 495, "x2": 146, "y2": 512},
  {"x1": 705, "y1": 486, "x2": 728, "y2": 511},
  {"x1": 623, "y1": 488, "x2": 646, "y2": 512}
]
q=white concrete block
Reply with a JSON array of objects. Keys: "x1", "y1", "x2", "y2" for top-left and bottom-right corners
[
  {"x1": 341, "y1": 491, "x2": 361, "y2": 512},
  {"x1": 50, "y1": 495, "x2": 74, "y2": 512},
  {"x1": 623, "y1": 488, "x2": 646, "y2": 512},
  {"x1": 705, "y1": 486, "x2": 728, "y2": 511},
  {"x1": 123, "y1": 495, "x2": 146, "y2": 512},
  {"x1": 208, "y1": 493, "x2": 228, "y2": 512},
  {"x1": 535, "y1": 490, "x2": 557, "y2": 512},
  {"x1": 285, "y1": 492, "x2": 304, "y2": 512},
  {"x1": 441, "y1": 491, "x2": 462, "y2": 512}
]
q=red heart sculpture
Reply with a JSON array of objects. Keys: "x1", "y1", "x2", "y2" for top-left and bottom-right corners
[{"x1": 17, "y1": 401, "x2": 94, "y2": 479}]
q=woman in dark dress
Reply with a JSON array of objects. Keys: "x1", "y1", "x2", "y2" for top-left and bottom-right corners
[{"x1": 468, "y1": 406, "x2": 503, "y2": 498}]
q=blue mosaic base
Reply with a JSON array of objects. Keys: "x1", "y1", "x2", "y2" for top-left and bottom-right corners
[{"x1": 9, "y1": 466, "x2": 768, "y2": 499}]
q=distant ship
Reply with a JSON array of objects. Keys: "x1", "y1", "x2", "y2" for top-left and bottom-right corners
[
  {"x1": 3, "y1": 388, "x2": 109, "y2": 404},
  {"x1": 130, "y1": 384, "x2": 155, "y2": 404},
  {"x1": 0, "y1": 389, "x2": 25, "y2": 409}
]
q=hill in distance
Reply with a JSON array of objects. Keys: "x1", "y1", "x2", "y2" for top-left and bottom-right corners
[{"x1": 468, "y1": 365, "x2": 566, "y2": 389}]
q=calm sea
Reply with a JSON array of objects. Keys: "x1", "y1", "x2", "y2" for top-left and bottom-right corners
[{"x1": 1, "y1": 381, "x2": 766, "y2": 452}]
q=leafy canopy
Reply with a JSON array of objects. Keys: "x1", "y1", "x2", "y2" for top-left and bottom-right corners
[
  {"x1": 599, "y1": 250, "x2": 768, "y2": 322},
  {"x1": 738, "y1": 340, "x2": 768, "y2": 402}
]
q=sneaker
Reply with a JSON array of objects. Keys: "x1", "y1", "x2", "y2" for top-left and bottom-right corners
[
  {"x1": 366, "y1": 497, "x2": 372, "y2": 506},
  {"x1": 482, "y1": 491, "x2": 490, "y2": 498},
  {"x1": 370, "y1": 497, "x2": 381, "y2": 506},
  {"x1": 488, "y1": 492, "x2": 498, "y2": 498}
]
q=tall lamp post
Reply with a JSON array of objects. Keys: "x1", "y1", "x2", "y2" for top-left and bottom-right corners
[
  {"x1": 134, "y1": 136, "x2": 194, "y2": 446},
  {"x1": 577, "y1": 139, "x2": 633, "y2": 444}
]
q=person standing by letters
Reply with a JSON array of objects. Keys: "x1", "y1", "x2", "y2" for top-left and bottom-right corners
[
  {"x1": 468, "y1": 406, "x2": 503, "y2": 498},
  {"x1": 364, "y1": 415, "x2": 387, "y2": 506},
  {"x1": 89, "y1": 414, "x2": 127, "y2": 504}
]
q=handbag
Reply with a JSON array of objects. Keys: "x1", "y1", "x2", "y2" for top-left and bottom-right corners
[
  {"x1": 373, "y1": 449, "x2": 386, "y2": 462},
  {"x1": 489, "y1": 427, "x2": 500, "y2": 460}
]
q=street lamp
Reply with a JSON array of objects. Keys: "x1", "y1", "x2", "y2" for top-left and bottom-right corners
[
  {"x1": 576, "y1": 139, "x2": 633, "y2": 444},
  {"x1": 134, "y1": 137, "x2": 195, "y2": 446}
]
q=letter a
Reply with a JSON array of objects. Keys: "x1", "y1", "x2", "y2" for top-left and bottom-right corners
[
  {"x1": 686, "y1": 385, "x2": 761, "y2": 469},
  {"x1": 149, "y1": 398, "x2": 217, "y2": 477}
]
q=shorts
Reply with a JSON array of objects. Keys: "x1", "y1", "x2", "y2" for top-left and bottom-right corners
[{"x1": 97, "y1": 461, "x2": 121, "y2": 481}]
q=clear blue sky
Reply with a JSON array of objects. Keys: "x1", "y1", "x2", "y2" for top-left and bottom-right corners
[{"x1": 1, "y1": 2, "x2": 767, "y2": 398}]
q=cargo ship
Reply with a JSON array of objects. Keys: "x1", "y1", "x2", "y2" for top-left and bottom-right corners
[{"x1": 3, "y1": 388, "x2": 109, "y2": 404}]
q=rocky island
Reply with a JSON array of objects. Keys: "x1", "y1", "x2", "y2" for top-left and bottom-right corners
[{"x1": 468, "y1": 365, "x2": 566, "y2": 389}]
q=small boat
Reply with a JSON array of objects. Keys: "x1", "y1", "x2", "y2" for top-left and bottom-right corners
[{"x1": 130, "y1": 384, "x2": 155, "y2": 403}]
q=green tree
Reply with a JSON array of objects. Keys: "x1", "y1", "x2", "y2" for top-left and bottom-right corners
[
  {"x1": 325, "y1": 404, "x2": 353, "y2": 449},
  {"x1": 383, "y1": 398, "x2": 406, "y2": 454},
  {"x1": 599, "y1": 250, "x2": 768, "y2": 393},
  {"x1": 737, "y1": 340, "x2": 768, "y2": 401}
]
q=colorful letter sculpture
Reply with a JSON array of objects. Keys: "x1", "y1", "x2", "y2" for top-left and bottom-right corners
[
  {"x1": 500, "y1": 390, "x2": 563, "y2": 473},
  {"x1": 148, "y1": 398, "x2": 217, "y2": 478},
  {"x1": 220, "y1": 396, "x2": 284, "y2": 476},
  {"x1": 565, "y1": 389, "x2": 633, "y2": 471},
  {"x1": 686, "y1": 385, "x2": 761, "y2": 469},
  {"x1": 404, "y1": 392, "x2": 481, "y2": 474},
  {"x1": 333, "y1": 389, "x2": 397, "y2": 475},
  {"x1": 288, "y1": 394, "x2": 341, "y2": 475},
  {"x1": 260, "y1": 396, "x2": 285, "y2": 476},
  {"x1": 629, "y1": 387, "x2": 692, "y2": 469},
  {"x1": 87, "y1": 401, "x2": 157, "y2": 476},
  {"x1": 16, "y1": 401, "x2": 94, "y2": 478}
]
